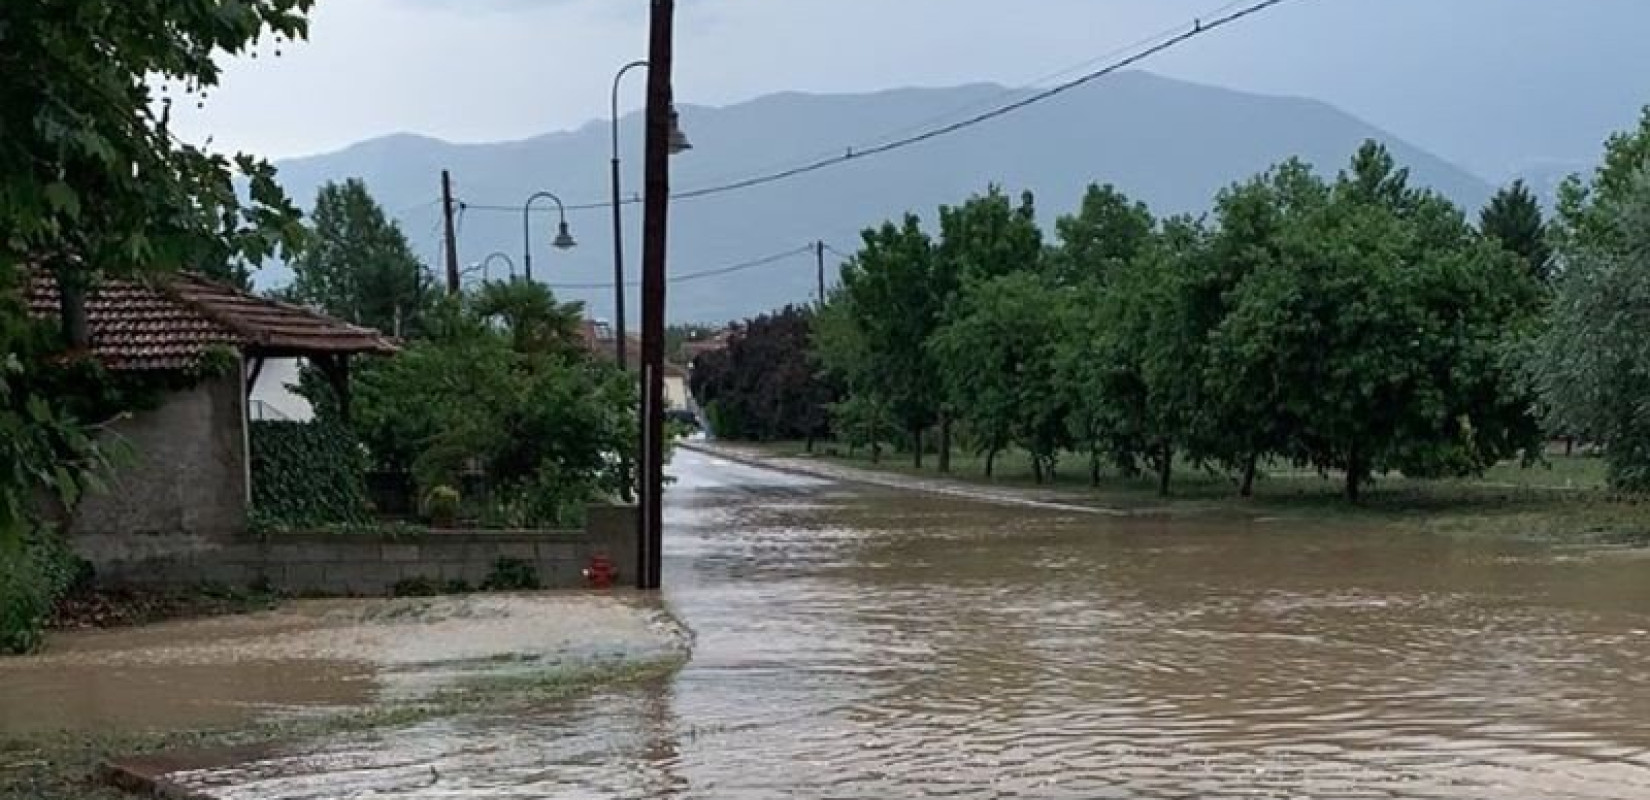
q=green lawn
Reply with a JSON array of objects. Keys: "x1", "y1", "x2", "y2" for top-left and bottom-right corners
[{"x1": 737, "y1": 441, "x2": 1647, "y2": 545}]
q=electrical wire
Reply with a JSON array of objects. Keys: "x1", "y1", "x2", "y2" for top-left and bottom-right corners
[
  {"x1": 547, "y1": 244, "x2": 815, "y2": 290},
  {"x1": 462, "y1": 0, "x2": 1300, "y2": 215}
]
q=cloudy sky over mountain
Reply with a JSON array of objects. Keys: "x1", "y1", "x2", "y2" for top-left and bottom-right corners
[{"x1": 173, "y1": 0, "x2": 1650, "y2": 178}]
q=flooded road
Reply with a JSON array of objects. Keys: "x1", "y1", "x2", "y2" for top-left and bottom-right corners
[{"x1": 158, "y1": 450, "x2": 1650, "y2": 798}]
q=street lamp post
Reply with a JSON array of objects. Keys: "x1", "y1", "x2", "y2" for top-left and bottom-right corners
[
  {"x1": 611, "y1": 61, "x2": 691, "y2": 368},
  {"x1": 522, "y1": 191, "x2": 576, "y2": 283},
  {"x1": 471, "y1": 251, "x2": 517, "y2": 283}
]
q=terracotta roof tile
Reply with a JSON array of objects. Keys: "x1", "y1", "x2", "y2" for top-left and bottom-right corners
[{"x1": 26, "y1": 271, "x2": 398, "y2": 372}]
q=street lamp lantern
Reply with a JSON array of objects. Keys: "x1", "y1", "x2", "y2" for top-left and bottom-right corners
[
  {"x1": 522, "y1": 190, "x2": 574, "y2": 282},
  {"x1": 667, "y1": 106, "x2": 692, "y2": 155},
  {"x1": 552, "y1": 220, "x2": 577, "y2": 250}
]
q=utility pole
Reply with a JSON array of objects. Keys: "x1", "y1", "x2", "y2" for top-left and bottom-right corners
[
  {"x1": 637, "y1": 0, "x2": 675, "y2": 590},
  {"x1": 441, "y1": 170, "x2": 460, "y2": 295},
  {"x1": 815, "y1": 240, "x2": 827, "y2": 305}
]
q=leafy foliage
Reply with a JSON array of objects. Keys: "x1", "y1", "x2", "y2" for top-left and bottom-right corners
[
  {"x1": 837, "y1": 215, "x2": 952, "y2": 465},
  {"x1": 813, "y1": 142, "x2": 1546, "y2": 501},
  {"x1": 287, "y1": 179, "x2": 434, "y2": 336},
  {"x1": 2, "y1": 2, "x2": 312, "y2": 646},
  {"x1": 1530, "y1": 164, "x2": 1650, "y2": 490},
  {"x1": 249, "y1": 421, "x2": 373, "y2": 529},
  {"x1": 690, "y1": 306, "x2": 836, "y2": 442},
  {"x1": 308, "y1": 282, "x2": 637, "y2": 528}
]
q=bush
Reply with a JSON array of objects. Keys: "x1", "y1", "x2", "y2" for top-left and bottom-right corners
[
  {"x1": 481, "y1": 557, "x2": 540, "y2": 591},
  {"x1": 0, "y1": 531, "x2": 87, "y2": 655}
]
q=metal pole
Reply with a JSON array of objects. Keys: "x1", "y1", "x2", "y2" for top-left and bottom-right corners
[
  {"x1": 816, "y1": 240, "x2": 826, "y2": 305},
  {"x1": 521, "y1": 199, "x2": 535, "y2": 284},
  {"x1": 442, "y1": 170, "x2": 461, "y2": 295},
  {"x1": 612, "y1": 60, "x2": 648, "y2": 369},
  {"x1": 638, "y1": 0, "x2": 674, "y2": 590}
]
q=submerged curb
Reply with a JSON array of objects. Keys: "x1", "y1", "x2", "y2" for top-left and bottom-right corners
[{"x1": 679, "y1": 441, "x2": 1132, "y2": 517}]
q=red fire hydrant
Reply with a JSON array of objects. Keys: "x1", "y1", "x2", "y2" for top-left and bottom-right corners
[{"x1": 583, "y1": 554, "x2": 617, "y2": 589}]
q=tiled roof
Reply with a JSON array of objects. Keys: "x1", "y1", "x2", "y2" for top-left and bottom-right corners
[
  {"x1": 579, "y1": 320, "x2": 687, "y2": 378},
  {"x1": 26, "y1": 271, "x2": 398, "y2": 372}
]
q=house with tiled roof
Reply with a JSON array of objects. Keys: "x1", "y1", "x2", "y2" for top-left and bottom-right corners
[
  {"x1": 579, "y1": 318, "x2": 692, "y2": 412},
  {"x1": 26, "y1": 270, "x2": 397, "y2": 583}
]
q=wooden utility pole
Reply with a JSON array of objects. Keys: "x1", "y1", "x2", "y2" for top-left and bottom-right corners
[
  {"x1": 637, "y1": 0, "x2": 675, "y2": 590},
  {"x1": 815, "y1": 240, "x2": 827, "y2": 305},
  {"x1": 441, "y1": 170, "x2": 460, "y2": 295}
]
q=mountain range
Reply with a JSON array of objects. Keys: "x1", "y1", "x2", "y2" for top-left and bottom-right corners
[{"x1": 265, "y1": 70, "x2": 1500, "y2": 324}]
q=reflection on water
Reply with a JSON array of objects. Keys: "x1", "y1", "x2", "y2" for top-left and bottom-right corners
[{"x1": 165, "y1": 451, "x2": 1650, "y2": 798}]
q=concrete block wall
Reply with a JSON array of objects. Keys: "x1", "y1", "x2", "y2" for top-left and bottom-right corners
[{"x1": 85, "y1": 505, "x2": 641, "y2": 596}]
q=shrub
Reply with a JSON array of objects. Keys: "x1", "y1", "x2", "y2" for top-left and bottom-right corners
[
  {"x1": 0, "y1": 531, "x2": 87, "y2": 655},
  {"x1": 390, "y1": 575, "x2": 443, "y2": 598},
  {"x1": 424, "y1": 485, "x2": 461, "y2": 527},
  {"x1": 481, "y1": 557, "x2": 540, "y2": 591}
]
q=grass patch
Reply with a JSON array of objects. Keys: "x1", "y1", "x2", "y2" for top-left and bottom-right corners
[
  {"x1": 0, "y1": 654, "x2": 688, "y2": 800},
  {"x1": 737, "y1": 441, "x2": 1648, "y2": 544}
]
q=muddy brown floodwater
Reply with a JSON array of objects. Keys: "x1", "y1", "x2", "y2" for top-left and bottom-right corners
[{"x1": 144, "y1": 450, "x2": 1650, "y2": 798}]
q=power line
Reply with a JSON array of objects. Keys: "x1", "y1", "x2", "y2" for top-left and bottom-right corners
[
  {"x1": 460, "y1": 0, "x2": 1300, "y2": 216},
  {"x1": 547, "y1": 244, "x2": 815, "y2": 290}
]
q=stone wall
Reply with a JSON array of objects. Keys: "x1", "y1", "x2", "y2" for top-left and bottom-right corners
[
  {"x1": 89, "y1": 505, "x2": 640, "y2": 595},
  {"x1": 70, "y1": 368, "x2": 249, "y2": 567}
]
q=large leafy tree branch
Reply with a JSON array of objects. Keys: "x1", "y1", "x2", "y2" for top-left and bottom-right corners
[{"x1": 1, "y1": 2, "x2": 314, "y2": 546}]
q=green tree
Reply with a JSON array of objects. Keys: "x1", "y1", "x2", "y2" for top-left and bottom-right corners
[
  {"x1": 1080, "y1": 216, "x2": 1211, "y2": 496},
  {"x1": 345, "y1": 285, "x2": 637, "y2": 524},
  {"x1": 1530, "y1": 165, "x2": 1650, "y2": 490},
  {"x1": 1213, "y1": 144, "x2": 1540, "y2": 502},
  {"x1": 932, "y1": 187, "x2": 1044, "y2": 470},
  {"x1": 1480, "y1": 179, "x2": 1552, "y2": 283},
  {"x1": 838, "y1": 215, "x2": 952, "y2": 467},
  {"x1": 1050, "y1": 183, "x2": 1156, "y2": 285},
  {"x1": 1, "y1": 0, "x2": 312, "y2": 650},
  {"x1": 289, "y1": 179, "x2": 432, "y2": 336},
  {"x1": 470, "y1": 278, "x2": 586, "y2": 357},
  {"x1": 814, "y1": 294, "x2": 893, "y2": 463},
  {"x1": 1554, "y1": 107, "x2": 1650, "y2": 256},
  {"x1": 930, "y1": 272, "x2": 1065, "y2": 479},
  {"x1": 1198, "y1": 159, "x2": 1329, "y2": 495}
]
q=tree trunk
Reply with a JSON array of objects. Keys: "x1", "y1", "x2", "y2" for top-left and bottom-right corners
[
  {"x1": 1565, "y1": 437, "x2": 1575, "y2": 457},
  {"x1": 938, "y1": 416, "x2": 952, "y2": 474},
  {"x1": 871, "y1": 439, "x2": 881, "y2": 465},
  {"x1": 805, "y1": 435, "x2": 815, "y2": 454},
  {"x1": 911, "y1": 425, "x2": 924, "y2": 469},
  {"x1": 1090, "y1": 444, "x2": 1102, "y2": 488},
  {"x1": 985, "y1": 447, "x2": 997, "y2": 479},
  {"x1": 1157, "y1": 442, "x2": 1173, "y2": 498},
  {"x1": 1032, "y1": 457, "x2": 1045, "y2": 485},
  {"x1": 1239, "y1": 452, "x2": 1259, "y2": 498},
  {"x1": 1345, "y1": 443, "x2": 1362, "y2": 504},
  {"x1": 57, "y1": 268, "x2": 90, "y2": 350}
]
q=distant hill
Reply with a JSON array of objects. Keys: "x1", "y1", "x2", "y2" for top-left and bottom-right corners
[{"x1": 265, "y1": 71, "x2": 1494, "y2": 324}]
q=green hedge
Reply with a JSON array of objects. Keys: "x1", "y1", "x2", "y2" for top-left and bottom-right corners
[{"x1": 250, "y1": 421, "x2": 373, "y2": 528}]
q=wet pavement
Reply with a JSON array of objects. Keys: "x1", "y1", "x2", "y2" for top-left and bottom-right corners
[{"x1": 76, "y1": 451, "x2": 1650, "y2": 797}]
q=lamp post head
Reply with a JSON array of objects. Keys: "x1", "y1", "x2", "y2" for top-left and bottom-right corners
[
  {"x1": 668, "y1": 106, "x2": 693, "y2": 155},
  {"x1": 552, "y1": 220, "x2": 578, "y2": 250}
]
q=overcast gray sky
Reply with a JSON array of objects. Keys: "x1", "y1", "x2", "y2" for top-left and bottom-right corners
[{"x1": 173, "y1": 0, "x2": 1650, "y2": 178}]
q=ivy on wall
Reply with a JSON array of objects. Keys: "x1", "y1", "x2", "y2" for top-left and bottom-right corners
[{"x1": 249, "y1": 421, "x2": 373, "y2": 529}]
